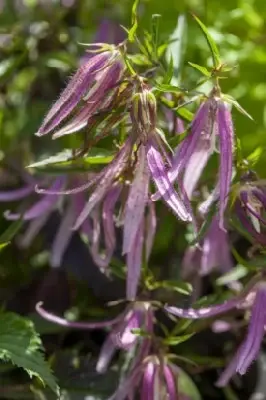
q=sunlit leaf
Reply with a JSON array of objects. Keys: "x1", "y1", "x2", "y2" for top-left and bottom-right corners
[{"x1": 192, "y1": 14, "x2": 221, "y2": 68}]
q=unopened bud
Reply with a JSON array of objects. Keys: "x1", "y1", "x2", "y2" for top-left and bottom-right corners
[{"x1": 130, "y1": 87, "x2": 157, "y2": 142}]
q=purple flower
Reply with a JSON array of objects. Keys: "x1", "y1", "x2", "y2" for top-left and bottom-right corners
[
  {"x1": 130, "y1": 85, "x2": 192, "y2": 223},
  {"x1": 36, "y1": 300, "x2": 153, "y2": 374},
  {"x1": 36, "y1": 49, "x2": 124, "y2": 137},
  {"x1": 234, "y1": 176, "x2": 266, "y2": 245},
  {"x1": 182, "y1": 216, "x2": 233, "y2": 278},
  {"x1": 217, "y1": 283, "x2": 266, "y2": 386},
  {"x1": 153, "y1": 93, "x2": 234, "y2": 229},
  {"x1": 0, "y1": 174, "x2": 91, "y2": 268}
]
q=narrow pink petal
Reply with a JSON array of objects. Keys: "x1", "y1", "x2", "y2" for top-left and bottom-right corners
[
  {"x1": 123, "y1": 145, "x2": 149, "y2": 255},
  {"x1": 164, "y1": 364, "x2": 178, "y2": 400},
  {"x1": 152, "y1": 101, "x2": 210, "y2": 201},
  {"x1": 36, "y1": 302, "x2": 122, "y2": 329},
  {"x1": 165, "y1": 296, "x2": 239, "y2": 319},
  {"x1": 4, "y1": 177, "x2": 65, "y2": 220},
  {"x1": 218, "y1": 101, "x2": 234, "y2": 230},
  {"x1": 146, "y1": 138, "x2": 191, "y2": 222},
  {"x1": 141, "y1": 362, "x2": 156, "y2": 400},
  {"x1": 0, "y1": 185, "x2": 34, "y2": 201},
  {"x1": 18, "y1": 211, "x2": 51, "y2": 248},
  {"x1": 96, "y1": 333, "x2": 117, "y2": 374},
  {"x1": 182, "y1": 136, "x2": 212, "y2": 199},
  {"x1": 50, "y1": 199, "x2": 77, "y2": 268},
  {"x1": 126, "y1": 222, "x2": 144, "y2": 301},
  {"x1": 73, "y1": 139, "x2": 132, "y2": 230},
  {"x1": 145, "y1": 201, "x2": 156, "y2": 260}
]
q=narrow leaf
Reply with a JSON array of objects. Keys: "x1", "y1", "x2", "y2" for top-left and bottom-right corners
[
  {"x1": 188, "y1": 62, "x2": 211, "y2": 77},
  {"x1": 128, "y1": 0, "x2": 140, "y2": 42},
  {"x1": 192, "y1": 14, "x2": 221, "y2": 68}
]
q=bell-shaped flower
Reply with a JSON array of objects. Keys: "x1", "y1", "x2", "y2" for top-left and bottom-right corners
[
  {"x1": 36, "y1": 48, "x2": 125, "y2": 138},
  {"x1": 217, "y1": 282, "x2": 266, "y2": 386},
  {"x1": 153, "y1": 91, "x2": 234, "y2": 229},
  {"x1": 130, "y1": 84, "x2": 192, "y2": 223},
  {"x1": 0, "y1": 173, "x2": 91, "y2": 268}
]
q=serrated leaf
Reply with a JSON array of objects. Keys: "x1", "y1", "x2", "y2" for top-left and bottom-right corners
[
  {"x1": 0, "y1": 312, "x2": 59, "y2": 395},
  {"x1": 128, "y1": 0, "x2": 140, "y2": 42},
  {"x1": 0, "y1": 219, "x2": 24, "y2": 244},
  {"x1": 192, "y1": 14, "x2": 220, "y2": 68},
  {"x1": 188, "y1": 62, "x2": 211, "y2": 77}
]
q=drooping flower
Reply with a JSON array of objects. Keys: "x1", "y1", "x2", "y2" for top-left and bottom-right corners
[
  {"x1": 36, "y1": 48, "x2": 125, "y2": 138},
  {"x1": 0, "y1": 174, "x2": 91, "y2": 268},
  {"x1": 153, "y1": 90, "x2": 234, "y2": 229},
  {"x1": 234, "y1": 174, "x2": 266, "y2": 245},
  {"x1": 36, "y1": 300, "x2": 154, "y2": 374},
  {"x1": 217, "y1": 282, "x2": 266, "y2": 386},
  {"x1": 130, "y1": 84, "x2": 192, "y2": 223}
]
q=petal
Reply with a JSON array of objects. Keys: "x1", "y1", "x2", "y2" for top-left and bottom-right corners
[
  {"x1": 18, "y1": 211, "x2": 51, "y2": 248},
  {"x1": 73, "y1": 138, "x2": 132, "y2": 230},
  {"x1": 126, "y1": 222, "x2": 144, "y2": 301},
  {"x1": 123, "y1": 145, "x2": 149, "y2": 255},
  {"x1": 182, "y1": 135, "x2": 212, "y2": 199},
  {"x1": 152, "y1": 101, "x2": 210, "y2": 201},
  {"x1": 96, "y1": 333, "x2": 117, "y2": 374},
  {"x1": 165, "y1": 296, "x2": 239, "y2": 319},
  {"x1": 50, "y1": 199, "x2": 77, "y2": 268},
  {"x1": 146, "y1": 138, "x2": 191, "y2": 222},
  {"x1": 0, "y1": 185, "x2": 34, "y2": 201},
  {"x1": 141, "y1": 362, "x2": 156, "y2": 400},
  {"x1": 145, "y1": 201, "x2": 157, "y2": 261},
  {"x1": 36, "y1": 302, "x2": 121, "y2": 329},
  {"x1": 217, "y1": 285, "x2": 266, "y2": 386},
  {"x1": 4, "y1": 177, "x2": 65, "y2": 220},
  {"x1": 163, "y1": 364, "x2": 178, "y2": 400},
  {"x1": 218, "y1": 102, "x2": 234, "y2": 230}
]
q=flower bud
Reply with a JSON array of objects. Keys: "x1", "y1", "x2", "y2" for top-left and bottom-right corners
[{"x1": 130, "y1": 87, "x2": 157, "y2": 142}]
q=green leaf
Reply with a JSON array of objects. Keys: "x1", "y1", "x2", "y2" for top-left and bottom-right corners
[
  {"x1": 189, "y1": 202, "x2": 218, "y2": 245},
  {"x1": 163, "y1": 54, "x2": 174, "y2": 84},
  {"x1": 175, "y1": 107, "x2": 194, "y2": 122},
  {"x1": 27, "y1": 149, "x2": 114, "y2": 172},
  {"x1": 161, "y1": 280, "x2": 192, "y2": 295},
  {"x1": 179, "y1": 368, "x2": 202, "y2": 400},
  {"x1": 192, "y1": 14, "x2": 221, "y2": 68},
  {"x1": 151, "y1": 14, "x2": 161, "y2": 59},
  {"x1": 155, "y1": 83, "x2": 181, "y2": 93},
  {"x1": 223, "y1": 95, "x2": 253, "y2": 120},
  {"x1": 164, "y1": 333, "x2": 194, "y2": 346},
  {"x1": 247, "y1": 146, "x2": 263, "y2": 166},
  {"x1": 188, "y1": 62, "x2": 211, "y2": 77},
  {"x1": 216, "y1": 265, "x2": 248, "y2": 286},
  {"x1": 0, "y1": 312, "x2": 59, "y2": 394},
  {"x1": 0, "y1": 219, "x2": 24, "y2": 244},
  {"x1": 128, "y1": 0, "x2": 140, "y2": 42}
]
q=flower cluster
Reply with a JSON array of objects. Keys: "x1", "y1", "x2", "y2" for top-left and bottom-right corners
[{"x1": 2, "y1": 14, "x2": 266, "y2": 399}]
